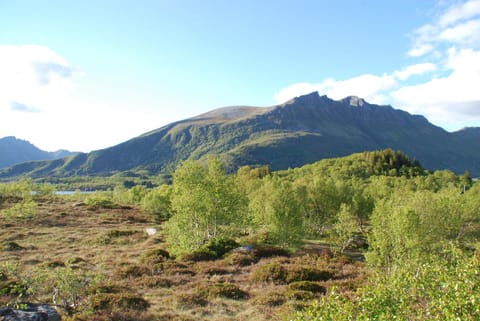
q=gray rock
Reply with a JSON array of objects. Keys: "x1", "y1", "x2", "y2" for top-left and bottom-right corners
[{"x1": 0, "y1": 304, "x2": 60, "y2": 321}]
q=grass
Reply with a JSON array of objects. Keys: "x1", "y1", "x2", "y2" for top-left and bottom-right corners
[{"x1": 0, "y1": 196, "x2": 368, "y2": 320}]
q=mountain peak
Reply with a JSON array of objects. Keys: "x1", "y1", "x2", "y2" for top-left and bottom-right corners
[
  {"x1": 340, "y1": 96, "x2": 366, "y2": 107},
  {"x1": 286, "y1": 91, "x2": 323, "y2": 105}
]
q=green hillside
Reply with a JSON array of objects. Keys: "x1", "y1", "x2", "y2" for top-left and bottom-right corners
[{"x1": 1, "y1": 92, "x2": 479, "y2": 180}]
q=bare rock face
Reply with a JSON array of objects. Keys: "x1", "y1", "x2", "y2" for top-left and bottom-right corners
[{"x1": 0, "y1": 304, "x2": 61, "y2": 321}]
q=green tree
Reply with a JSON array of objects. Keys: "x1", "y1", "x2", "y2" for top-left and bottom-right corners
[{"x1": 165, "y1": 158, "x2": 247, "y2": 255}]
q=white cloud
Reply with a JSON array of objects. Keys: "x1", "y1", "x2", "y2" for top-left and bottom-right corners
[
  {"x1": 439, "y1": 18, "x2": 480, "y2": 44},
  {"x1": 0, "y1": 45, "x2": 79, "y2": 113},
  {"x1": 392, "y1": 48, "x2": 480, "y2": 123},
  {"x1": 438, "y1": 0, "x2": 480, "y2": 27},
  {"x1": 408, "y1": 43, "x2": 435, "y2": 57},
  {"x1": 274, "y1": 74, "x2": 396, "y2": 105},
  {"x1": 393, "y1": 63, "x2": 437, "y2": 81},
  {"x1": 408, "y1": 0, "x2": 480, "y2": 57}
]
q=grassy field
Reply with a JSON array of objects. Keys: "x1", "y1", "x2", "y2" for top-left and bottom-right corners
[{"x1": 0, "y1": 196, "x2": 367, "y2": 321}]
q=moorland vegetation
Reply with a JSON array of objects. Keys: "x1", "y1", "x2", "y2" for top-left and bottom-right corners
[{"x1": 1, "y1": 149, "x2": 479, "y2": 320}]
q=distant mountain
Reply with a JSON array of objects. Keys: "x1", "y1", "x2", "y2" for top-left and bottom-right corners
[
  {"x1": 0, "y1": 92, "x2": 479, "y2": 179},
  {"x1": 0, "y1": 136, "x2": 76, "y2": 169}
]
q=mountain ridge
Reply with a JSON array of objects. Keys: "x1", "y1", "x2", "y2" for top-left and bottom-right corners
[
  {"x1": 0, "y1": 136, "x2": 76, "y2": 169},
  {"x1": 0, "y1": 92, "x2": 479, "y2": 179}
]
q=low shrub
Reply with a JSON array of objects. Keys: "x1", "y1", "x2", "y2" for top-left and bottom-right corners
[
  {"x1": 141, "y1": 276, "x2": 172, "y2": 288},
  {"x1": 1, "y1": 242, "x2": 24, "y2": 252},
  {"x1": 196, "y1": 282, "x2": 248, "y2": 300},
  {"x1": 253, "y1": 292, "x2": 286, "y2": 307},
  {"x1": 252, "y1": 262, "x2": 287, "y2": 284},
  {"x1": 225, "y1": 252, "x2": 256, "y2": 266},
  {"x1": 286, "y1": 267, "x2": 333, "y2": 283},
  {"x1": 89, "y1": 293, "x2": 150, "y2": 312},
  {"x1": 85, "y1": 196, "x2": 118, "y2": 209},
  {"x1": 180, "y1": 238, "x2": 240, "y2": 262},
  {"x1": 113, "y1": 265, "x2": 151, "y2": 279},
  {"x1": 284, "y1": 290, "x2": 315, "y2": 301},
  {"x1": 253, "y1": 263, "x2": 333, "y2": 284},
  {"x1": 175, "y1": 293, "x2": 208, "y2": 308},
  {"x1": 252, "y1": 246, "x2": 290, "y2": 259},
  {"x1": 139, "y1": 248, "x2": 170, "y2": 265},
  {"x1": 180, "y1": 248, "x2": 216, "y2": 262},
  {"x1": 201, "y1": 267, "x2": 230, "y2": 276},
  {"x1": 95, "y1": 230, "x2": 138, "y2": 245},
  {"x1": 203, "y1": 238, "x2": 239, "y2": 258},
  {"x1": 287, "y1": 281, "x2": 326, "y2": 294}
]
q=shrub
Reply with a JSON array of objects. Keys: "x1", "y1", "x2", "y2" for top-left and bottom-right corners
[
  {"x1": 288, "y1": 281, "x2": 326, "y2": 294},
  {"x1": 253, "y1": 292, "x2": 286, "y2": 307},
  {"x1": 139, "y1": 248, "x2": 170, "y2": 265},
  {"x1": 196, "y1": 282, "x2": 248, "y2": 300},
  {"x1": 113, "y1": 265, "x2": 151, "y2": 279},
  {"x1": 1, "y1": 242, "x2": 24, "y2": 252},
  {"x1": 285, "y1": 267, "x2": 333, "y2": 283},
  {"x1": 96, "y1": 230, "x2": 138, "y2": 245},
  {"x1": 85, "y1": 196, "x2": 118, "y2": 209},
  {"x1": 252, "y1": 245, "x2": 289, "y2": 259},
  {"x1": 252, "y1": 263, "x2": 333, "y2": 284},
  {"x1": 252, "y1": 262, "x2": 287, "y2": 284},
  {"x1": 203, "y1": 238, "x2": 239, "y2": 257},
  {"x1": 141, "y1": 276, "x2": 172, "y2": 288},
  {"x1": 284, "y1": 290, "x2": 315, "y2": 301},
  {"x1": 180, "y1": 238, "x2": 240, "y2": 262},
  {"x1": 179, "y1": 248, "x2": 216, "y2": 262},
  {"x1": 89, "y1": 293, "x2": 150, "y2": 312},
  {"x1": 225, "y1": 252, "x2": 256, "y2": 266},
  {"x1": 175, "y1": 293, "x2": 208, "y2": 308}
]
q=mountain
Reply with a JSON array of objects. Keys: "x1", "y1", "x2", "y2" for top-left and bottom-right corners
[
  {"x1": 0, "y1": 136, "x2": 76, "y2": 169},
  {"x1": 0, "y1": 92, "x2": 479, "y2": 179}
]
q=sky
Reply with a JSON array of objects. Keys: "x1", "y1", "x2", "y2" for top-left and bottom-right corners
[{"x1": 1, "y1": 0, "x2": 480, "y2": 152}]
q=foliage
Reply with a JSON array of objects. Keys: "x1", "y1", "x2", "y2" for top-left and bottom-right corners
[
  {"x1": 1, "y1": 199, "x2": 38, "y2": 219},
  {"x1": 250, "y1": 177, "x2": 305, "y2": 248},
  {"x1": 165, "y1": 158, "x2": 248, "y2": 255},
  {"x1": 195, "y1": 282, "x2": 248, "y2": 300},
  {"x1": 294, "y1": 245, "x2": 480, "y2": 321},
  {"x1": 141, "y1": 184, "x2": 172, "y2": 220}
]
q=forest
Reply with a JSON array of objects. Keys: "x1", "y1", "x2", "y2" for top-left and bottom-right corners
[{"x1": 1, "y1": 149, "x2": 479, "y2": 320}]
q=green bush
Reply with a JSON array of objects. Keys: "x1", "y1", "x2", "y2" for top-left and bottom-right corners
[
  {"x1": 253, "y1": 263, "x2": 333, "y2": 284},
  {"x1": 85, "y1": 195, "x2": 118, "y2": 209},
  {"x1": 180, "y1": 237, "x2": 240, "y2": 261}
]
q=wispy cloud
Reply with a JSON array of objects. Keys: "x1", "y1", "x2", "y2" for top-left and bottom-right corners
[
  {"x1": 10, "y1": 101, "x2": 40, "y2": 113},
  {"x1": 274, "y1": 0, "x2": 480, "y2": 131}
]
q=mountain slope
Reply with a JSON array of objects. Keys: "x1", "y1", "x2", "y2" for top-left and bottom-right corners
[
  {"x1": 1, "y1": 92, "x2": 479, "y2": 179},
  {"x1": 0, "y1": 136, "x2": 75, "y2": 169}
]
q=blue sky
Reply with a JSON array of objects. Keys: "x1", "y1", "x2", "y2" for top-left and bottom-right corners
[{"x1": 1, "y1": 0, "x2": 480, "y2": 152}]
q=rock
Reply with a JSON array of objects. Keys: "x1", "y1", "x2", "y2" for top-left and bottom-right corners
[
  {"x1": 145, "y1": 228, "x2": 157, "y2": 236},
  {"x1": 0, "y1": 304, "x2": 61, "y2": 321}
]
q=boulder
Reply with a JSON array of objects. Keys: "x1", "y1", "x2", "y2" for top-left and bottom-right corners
[{"x1": 0, "y1": 304, "x2": 60, "y2": 321}]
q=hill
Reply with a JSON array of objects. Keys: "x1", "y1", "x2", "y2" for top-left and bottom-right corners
[
  {"x1": 0, "y1": 136, "x2": 75, "y2": 169},
  {"x1": 1, "y1": 92, "x2": 479, "y2": 179}
]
